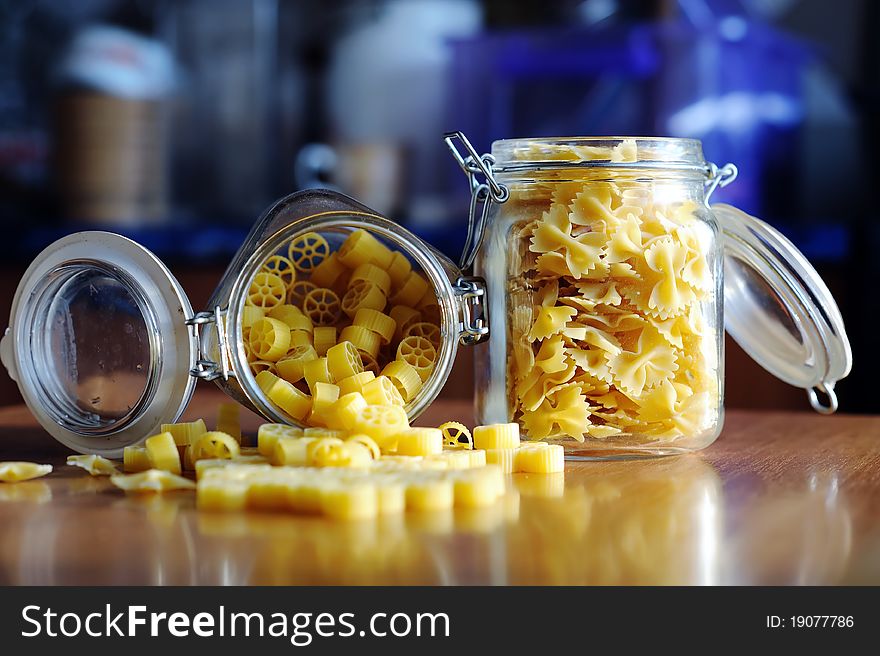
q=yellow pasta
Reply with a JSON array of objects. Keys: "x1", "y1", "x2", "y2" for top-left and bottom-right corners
[
  {"x1": 350, "y1": 404, "x2": 409, "y2": 447},
  {"x1": 346, "y1": 433, "x2": 381, "y2": 460},
  {"x1": 302, "y1": 287, "x2": 342, "y2": 326},
  {"x1": 396, "y1": 335, "x2": 436, "y2": 382},
  {"x1": 389, "y1": 272, "x2": 428, "y2": 307},
  {"x1": 261, "y1": 254, "x2": 296, "y2": 288},
  {"x1": 381, "y1": 359, "x2": 422, "y2": 402},
  {"x1": 249, "y1": 360, "x2": 277, "y2": 377},
  {"x1": 384, "y1": 251, "x2": 412, "y2": 287},
  {"x1": 247, "y1": 271, "x2": 287, "y2": 309},
  {"x1": 388, "y1": 305, "x2": 422, "y2": 341},
  {"x1": 161, "y1": 419, "x2": 208, "y2": 447},
  {"x1": 339, "y1": 325, "x2": 381, "y2": 358},
  {"x1": 341, "y1": 279, "x2": 386, "y2": 318},
  {"x1": 276, "y1": 344, "x2": 319, "y2": 384},
  {"x1": 240, "y1": 305, "x2": 266, "y2": 335},
  {"x1": 192, "y1": 431, "x2": 241, "y2": 463},
  {"x1": 307, "y1": 381, "x2": 340, "y2": 426},
  {"x1": 337, "y1": 229, "x2": 394, "y2": 269},
  {"x1": 215, "y1": 402, "x2": 241, "y2": 442},
  {"x1": 145, "y1": 431, "x2": 182, "y2": 475},
  {"x1": 0, "y1": 461, "x2": 52, "y2": 483},
  {"x1": 111, "y1": 469, "x2": 195, "y2": 493},
  {"x1": 325, "y1": 392, "x2": 369, "y2": 431},
  {"x1": 313, "y1": 326, "x2": 336, "y2": 356},
  {"x1": 267, "y1": 304, "x2": 313, "y2": 332},
  {"x1": 404, "y1": 321, "x2": 441, "y2": 349},
  {"x1": 123, "y1": 446, "x2": 151, "y2": 473},
  {"x1": 361, "y1": 375, "x2": 405, "y2": 407},
  {"x1": 257, "y1": 423, "x2": 303, "y2": 457},
  {"x1": 248, "y1": 317, "x2": 291, "y2": 361},
  {"x1": 303, "y1": 356, "x2": 333, "y2": 392},
  {"x1": 415, "y1": 290, "x2": 442, "y2": 325},
  {"x1": 326, "y1": 341, "x2": 364, "y2": 381},
  {"x1": 359, "y1": 350, "x2": 381, "y2": 375},
  {"x1": 353, "y1": 308, "x2": 396, "y2": 344},
  {"x1": 483, "y1": 448, "x2": 517, "y2": 474},
  {"x1": 265, "y1": 377, "x2": 312, "y2": 421},
  {"x1": 514, "y1": 443, "x2": 565, "y2": 474},
  {"x1": 337, "y1": 371, "x2": 376, "y2": 396},
  {"x1": 287, "y1": 279, "x2": 318, "y2": 308},
  {"x1": 350, "y1": 262, "x2": 392, "y2": 295},
  {"x1": 289, "y1": 330, "x2": 312, "y2": 349},
  {"x1": 438, "y1": 421, "x2": 473, "y2": 449},
  {"x1": 473, "y1": 423, "x2": 520, "y2": 450},
  {"x1": 67, "y1": 454, "x2": 119, "y2": 476},
  {"x1": 288, "y1": 231, "x2": 330, "y2": 272},
  {"x1": 395, "y1": 427, "x2": 443, "y2": 456}
]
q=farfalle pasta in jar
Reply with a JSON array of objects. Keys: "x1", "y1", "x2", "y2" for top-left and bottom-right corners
[{"x1": 447, "y1": 133, "x2": 851, "y2": 458}]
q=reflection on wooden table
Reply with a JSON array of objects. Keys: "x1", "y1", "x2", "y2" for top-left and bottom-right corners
[{"x1": 0, "y1": 391, "x2": 876, "y2": 585}]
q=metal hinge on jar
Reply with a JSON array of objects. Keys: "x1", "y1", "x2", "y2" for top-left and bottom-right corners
[
  {"x1": 185, "y1": 306, "x2": 230, "y2": 381},
  {"x1": 454, "y1": 276, "x2": 489, "y2": 345}
]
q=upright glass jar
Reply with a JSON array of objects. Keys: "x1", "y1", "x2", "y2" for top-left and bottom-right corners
[{"x1": 445, "y1": 133, "x2": 851, "y2": 458}]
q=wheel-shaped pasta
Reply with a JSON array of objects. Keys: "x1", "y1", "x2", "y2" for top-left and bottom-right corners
[
  {"x1": 350, "y1": 263, "x2": 391, "y2": 295},
  {"x1": 266, "y1": 377, "x2": 312, "y2": 421},
  {"x1": 353, "y1": 308, "x2": 396, "y2": 344},
  {"x1": 268, "y1": 304, "x2": 313, "y2": 332},
  {"x1": 303, "y1": 287, "x2": 342, "y2": 326},
  {"x1": 288, "y1": 330, "x2": 312, "y2": 349},
  {"x1": 341, "y1": 279, "x2": 386, "y2": 318},
  {"x1": 438, "y1": 421, "x2": 473, "y2": 449},
  {"x1": 326, "y1": 341, "x2": 364, "y2": 381},
  {"x1": 287, "y1": 280, "x2": 318, "y2": 307},
  {"x1": 247, "y1": 272, "x2": 287, "y2": 309},
  {"x1": 389, "y1": 272, "x2": 429, "y2": 307},
  {"x1": 240, "y1": 305, "x2": 266, "y2": 335},
  {"x1": 396, "y1": 335, "x2": 436, "y2": 382},
  {"x1": 261, "y1": 254, "x2": 296, "y2": 288},
  {"x1": 288, "y1": 231, "x2": 330, "y2": 272},
  {"x1": 384, "y1": 251, "x2": 412, "y2": 287},
  {"x1": 303, "y1": 357, "x2": 333, "y2": 392},
  {"x1": 339, "y1": 325, "x2": 381, "y2": 358},
  {"x1": 395, "y1": 427, "x2": 443, "y2": 456},
  {"x1": 404, "y1": 321, "x2": 441, "y2": 349},
  {"x1": 192, "y1": 431, "x2": 241, "y2": 462},
  {"x1": 312, "y1": 326, "x2": 336, "y2": 356},
  {"x1": 389, "y1": 305, "x2": 422, "y2": 341},
  {"x1": 249, "y1": 360, "x2": 277, "y2": 377},
  {"x1": 248, "y1": 317, "x2": 291, "y2": 361},
  {"x1": 337, "y1": 229, "x2": 393, "y2": 269},
  {"x1": 309, "y1": 252, "x2": 348, "y2": 289},
  {"x1": 381, "y1": 359, "x2": 422, "y2": 402},
  {"x1": 276, "y1": 344, "x2": 318, "y2": 383},
  {"x1": 359, "y1": 350, "x2": 381, "y2": 375},
  {"x1": 350, "y1": 404, "x2": 409, "y2": 445},
  {"x1": 325, "y1": 392, "x2": 368, "y2": 431},
  {"x1": 361, "y1": 375, "x2": 405, "y2": 407},
  {"x1": 346, "y1": 434, "x2": 381, "y2": 460}
]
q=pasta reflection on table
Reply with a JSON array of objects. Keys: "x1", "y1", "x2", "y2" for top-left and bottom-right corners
[
  {"x1": 0, "y1": 481, "x2": 52, "y2": 504},
  {"x1": 505, "y1": 457, "x2": 723, "y2": 585},
  {"x1": 724, "y1": 472, "x2": 852, "y2": 585}
]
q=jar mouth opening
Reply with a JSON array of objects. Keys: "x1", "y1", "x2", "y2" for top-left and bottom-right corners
[{"x1": 490, "y1": 136, "x2": 708, "y2": 174}]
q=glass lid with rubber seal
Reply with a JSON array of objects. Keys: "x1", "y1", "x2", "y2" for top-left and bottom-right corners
[
  {"x1": 713, "y1": 203, "x2": 851, "y2": 413},
  {"x1": 0, "y1": 232, "x2": 198, "y2": 456}
]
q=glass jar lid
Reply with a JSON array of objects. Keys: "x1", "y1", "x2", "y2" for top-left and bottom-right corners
[
  {"x1": 0, "y1": 232, "x2": 197, "y2": 455},
  {"x1": 713, "y1": 204, "x2": 851, "y2": 413}
]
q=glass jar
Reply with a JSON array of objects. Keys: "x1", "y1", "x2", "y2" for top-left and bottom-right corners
[
  {"x1": 445, "y1": 132, "x2": 851, "y2": 458},
  {"x1": 1, "y1": 190, "x2": 487, "y2": 456}
]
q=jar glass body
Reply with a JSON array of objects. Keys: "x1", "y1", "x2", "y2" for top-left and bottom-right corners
[{"x1": 474, "y1": 138, "x2": 724, "y2": 457}]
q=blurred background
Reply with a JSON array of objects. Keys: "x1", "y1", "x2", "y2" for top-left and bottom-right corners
[{"x1": 0, "y1": 0, "x2": 874, "y2": 412}]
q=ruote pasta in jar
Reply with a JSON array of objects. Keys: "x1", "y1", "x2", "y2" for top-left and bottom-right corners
[{"x1": 446, "y1": 133, "x2": 851, "y2": 458}]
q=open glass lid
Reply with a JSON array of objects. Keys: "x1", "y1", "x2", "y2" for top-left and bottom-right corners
[
  {"x1": 713, "y1": 204, "x2": 852, "y2": 413},
  {"x1": 0, "y1": 232, "x2": 197, "y2": 456}
]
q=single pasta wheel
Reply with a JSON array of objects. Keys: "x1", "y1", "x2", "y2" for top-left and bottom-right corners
[
  {"x1": 389, "y1": 305, "x2": 422, "y2": 341},
  {"x1": 361, "y1": 375, "x2": 405, "y2": 407},
  {"x1": 384, "y1": 251, "x2": 412, "y2": 287},
  {"x1": 303, "y1": 356, "x2": 333, "y2": 392},
  {"x1": 308, "y1": 382, "x2": 340, "y2": 426},
  {"x1": 359, "y1": 350, "x2": 381, "y2": 375},
  {"x1": 288, "y1": 330, "x2": 312, "y2": 349},
  {"x1": 514, "y1": 443, "x2": 564, "y2": 474},
  {"x1": 353, "y1": 308, "x2": 396, "y2": 344},
  {"x1": 325, "y1": 392, "x2": 369, "y2": 431},
  {"x1": 249, "y1": 360, "x2": 277, "y2": 377},
  {"x1": 339, "y1": 325, "x2": 381, "y2": 358},
  {"x1": 346, "y1": 434, "x2": 381, "y2": 460},
  {"x1": 192, "y1": 431, "x2": 241, "y2": 463},
  {"x1": 287, "y1": 280, "x2": 318, "y2": 307},
  {"x1": 341, "y1": 280, "x2": 386, "y2": 318},
  {"x1": 337, "y1": 371, "x2": 376, "y2": 396},
  {"x1": 266, "y1": 377, "x2": 312, "y2": 421},
  {"x1": 123, "y1": 446, "x2": 151, "y2": 473},
  {"x1": 389, "y1": 272, "x2": 429, "y2": 307},
  {"x1": 303, "y1": 287, "x2": 342, "y2": 326},
  {"x1": 313, "y1": 326, "x2": 336, "y2": 356},
  {"x1": 288, "y1": 231, "x2": 330, "y2": 272},
  {"x1": 350, "y1": 262, "x2": 391, "y2": 295},
  {"x1": 248, "y1": 317, "x2": 291, "y2": 361},
  {"x1": 160, "y1": 419, "x2": 208, "y2": 447},
  {"x1": 309, "y1": 252, "x2": 348, "y2": 289},
  {"x1": 257, "y1": 423, "x2": 303, "y2": 457},
  {"x1": 326, "y1": 341, "x2": 364, "y2": 381},
  {"x1": 247, "y1": 272, "x2": 287, "y2": 309},
  {"x1": 438, "y1": 421, "x2": 473, "y2": 449},
  {"x1": 337, "y1": 228, "x2": 393, "y2": 269},
  {"x1": 395, "y1": 427, "x2": 443, "y2": 456},
  {"x1": 276, "y1": 344, "x2": 318, "y2": 384},
  {"x1": 240, "y1": 305, "x2": 265, "y2": 333},
  {"x1": 268, "y1": 304, "x2": 313, "y2": 332},
  {"x1": 350, "y1": 405, "x2": 409, "y2": 447},
  {"x1": 261, "y1": 254, "x2": 296, "y2": 288},
  {"x1": 145, "y1": 432, "x2": 181, "y2": 475},
  {"x1": 255, "y1": 370, "x2": 280, "y2": 395},
  {"x1": 396, "y1": 335, "x2": 436, "y2": 382},
  {"x1": 381, "y1": 359, "x2": 422, "y2": 402},
  {"x1": 404, "y1": 321, "x2": 441, "y2": 349},
  {"x1": 473, "y1": 423, "x2": 520, "y2": 450}
]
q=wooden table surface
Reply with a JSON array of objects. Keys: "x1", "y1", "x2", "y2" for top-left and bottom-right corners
[{"x1": 1, "y1": 388, "x2": 878, "y2": 585}]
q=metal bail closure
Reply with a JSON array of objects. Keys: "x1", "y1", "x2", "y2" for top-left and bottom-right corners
[
  {"x1": 444, "y1": 131, "x2": 509, "y2": 270},
  {"x1": 185, "y1": 305, "x2": 230, "y2": 381}
]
